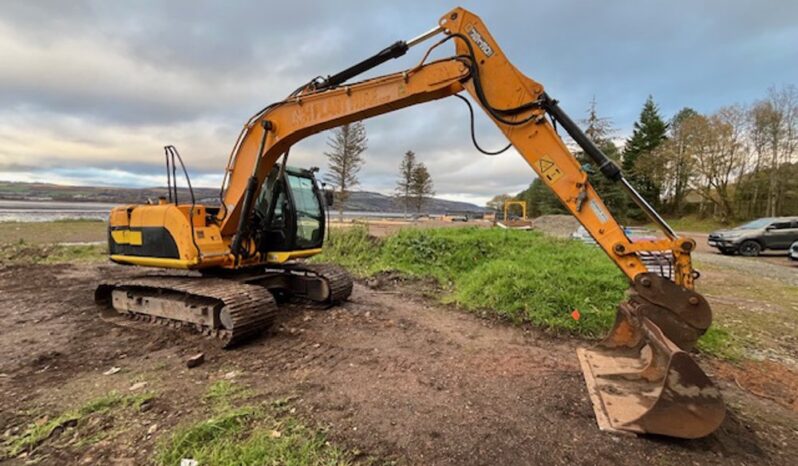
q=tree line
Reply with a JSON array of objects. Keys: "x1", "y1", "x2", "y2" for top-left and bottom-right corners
[
  {"x1": 491, "y1": 85, "x2": 798, "y2": 223},
  {"x1": 323, "y1": 122, "x2": 435, "y2": 221}
]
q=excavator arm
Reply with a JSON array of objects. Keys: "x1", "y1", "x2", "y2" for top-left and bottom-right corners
[{"x1": 212, "y1": 6, "x2": 724, "y2": 438}]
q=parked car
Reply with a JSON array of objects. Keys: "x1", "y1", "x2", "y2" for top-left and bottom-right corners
[
  {"x1": 790, "y1": 240, "x2": 798, "y2": 261},
  {"x1": 707, "y1": 217, "x2": 798, "y2": 256}
]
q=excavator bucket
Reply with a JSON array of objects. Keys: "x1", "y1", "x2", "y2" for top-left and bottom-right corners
[{"x1": 577, "y1": 273, "x2": 725, "y2": 439}]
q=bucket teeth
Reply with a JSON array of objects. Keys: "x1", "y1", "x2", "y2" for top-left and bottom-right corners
[{"x1": 578, "y1": 274, "x2": 725, "y2": 439}]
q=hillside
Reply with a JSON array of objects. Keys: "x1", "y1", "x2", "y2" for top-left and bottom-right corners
[{"x1": 0, "y1": 181, "x2": 484, "y2": 214}]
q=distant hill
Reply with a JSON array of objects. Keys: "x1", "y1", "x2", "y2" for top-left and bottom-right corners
[
  {"x1": 0, "y1": 181, "x2": 220, "y2": 205},
  {"x1": 0, "y1": 181, "x2": 484, "y2": 214},
  {"x1": 343, "y1": 191, "x2": 484, "y2": 214}
]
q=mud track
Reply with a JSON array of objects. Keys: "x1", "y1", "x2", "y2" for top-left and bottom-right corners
[{"x1": 0, "y1": 263, "x2": 796, "y2": 465}]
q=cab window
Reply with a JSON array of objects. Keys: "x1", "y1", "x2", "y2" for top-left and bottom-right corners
[{"x1": 287, "y1": 174, "x2": 323, "y2": 248}]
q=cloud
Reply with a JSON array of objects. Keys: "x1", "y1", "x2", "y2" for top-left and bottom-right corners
[{"x1": 0, "y1": 0, "x2": 796, "y2": 205}]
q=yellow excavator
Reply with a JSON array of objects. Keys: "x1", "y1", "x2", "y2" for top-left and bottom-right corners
[{"x1": 95, "y1": 7, "x2": 725, "y2": 439}]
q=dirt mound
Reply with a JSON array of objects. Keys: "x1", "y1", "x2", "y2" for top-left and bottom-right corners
[{"x1": 530, "y1": 215, "x2": 579, "y2": 238}]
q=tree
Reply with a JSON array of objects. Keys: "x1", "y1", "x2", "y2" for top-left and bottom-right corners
[
  {"x1": 644, "y1": 108, "x2": 700, "y2": 214},
  {"x1": 324, "y1": 122, "x2": 367, "y2": 222},
  {"x1": 737, "y1": 101, "x2": 775, "y2": 217},
  {"x1": 486, "y1": 194, "x2": 512, "y2": 212},
  {"x1": 516, "y1": 178, "x2": 567, "y2": 217},
  {"x1": 623, "y1": 96, "x2": 668, "y2": 216},
  {"x1": 395, "y1": 150, "x2": 417, "y2": 217},
  {"x1": 577, "y1": 96, "x2": 627, "y2": 220},
  {"x1": 688, "y1": 106, "x2": 748, "y2": 222},
  {"x1": 761, "y1": 85, "x2": 798, "y2": 216},
  {"x1": 409, "y1": 163, "x2": 434, "y2": 214}
]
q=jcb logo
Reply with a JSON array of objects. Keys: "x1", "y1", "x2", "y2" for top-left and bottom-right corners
[{"x1": 467, "y1": 25, "x2": 494, "y2": 58}]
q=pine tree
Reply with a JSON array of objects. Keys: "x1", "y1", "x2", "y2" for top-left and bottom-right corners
[
  {"x1": 623, "y1": 96, "x2": 668, "y2": 215},
  {"x1": 578, "y1": 96, "x2": 627, "y2": 220},
  {"x1": 395, "y1": 150, "x2": 416, "y2": 218},
  {"x1": 516, "y1": 178, "x2": 567, "y2": 217},
  {"x1": 410, "y1": 163, "x2": 434, "y2": 214},
  {"x1": 323, "y1": 122, "x2": 367, "y2": 222}
]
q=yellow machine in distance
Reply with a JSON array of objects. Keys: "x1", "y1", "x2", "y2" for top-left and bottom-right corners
[
  {"x1": 96, "y1": 7, "x2": 724, "y2": 439},
  {"x1": 503, "y1": 200, "x2": 528, "y2": 222}
]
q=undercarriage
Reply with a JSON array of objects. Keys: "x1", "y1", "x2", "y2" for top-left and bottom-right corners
[{"x1": 95, "y1": 263, "x2": 352, "y2": 348}]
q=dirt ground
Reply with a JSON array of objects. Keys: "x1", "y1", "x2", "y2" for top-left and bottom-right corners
[{"x1": 1, "y1": 261, "x2": 797, "y2": 465}]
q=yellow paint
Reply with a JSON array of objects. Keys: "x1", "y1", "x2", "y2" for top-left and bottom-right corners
[
  {"x1": 537, "y1": 155, "x2": 564, "y2": 184},
  {"x1": 110, "y1": 229, "x2": 142, "y2": 246},
  {"x1": 503, "y1": 200, "x2": 527, "y2": 221},
  {"x1": 110, "y1": 255, "x2": 197, "y2": 269},
  {"x1": 266, "y1": 248, "x2": 322, "y2": 264}
]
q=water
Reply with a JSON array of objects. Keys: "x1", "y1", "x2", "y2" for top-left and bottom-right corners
[
  {"x1": 0, "y1": 199, "x2": 117, "y2": 222},
  {"x1": 0, "y1": 199, "x2": 408, "y2": 222}
]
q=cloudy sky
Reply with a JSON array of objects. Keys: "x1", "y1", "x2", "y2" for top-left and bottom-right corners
[{"x1": 1, "y1": 1, "x2": 796, "y2": 205}]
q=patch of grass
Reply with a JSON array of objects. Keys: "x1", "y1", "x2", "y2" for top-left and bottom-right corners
[
  {"x1": 0, "y1": 240, "x2": 106, "y2": 265},
  {"x1": 315, "y1": 225, "x2": 380, "y2": 276},
  {"x1": 3, "y1": 412, "x2": 82, "y2": 459},
  {"x1": 0, "y1": 220, "x2": 107, "y2": 244},
  {"x1": 654, "y1": 215, "x2": 727, "y2": 233},
  {"x1": 316, "y1": 227, "x2": 628, "y2": 338},
  {"x1": 697, "y1": 326, "x2": 744, "y2": 361},
  {"x1": 692, "y1": 260, "x2": 798, "y2": 362},
  {"x1": 156, "y1": 405, "x2": 355, "y2": 466},
  {"x1": 204, "y1": 380, "x2": 251, "y2": 410},
  {"x1": 2, "y1": 391, "x2": 155, "y2": 458}
]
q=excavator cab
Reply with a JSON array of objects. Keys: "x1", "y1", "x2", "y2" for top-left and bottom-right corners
[{"x1": 252, "y1": 165, "x2": 326, "y2": 254}]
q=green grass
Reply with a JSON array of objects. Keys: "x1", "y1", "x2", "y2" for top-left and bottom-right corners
[
  {"x1": 696, "y1": 326, "x2": 744, "y2": 361},
  {"x1": 2, "y1": 391, "x2": 155, "y2": 458},
  {"x1": 157, "y1": 383, "x2": 356, "y2": 466},
  {"x1": 0, "y1": 220, "x2": 107, "y2": 244},
  {"x1": 692, "y1": 260, "x2": 798, "y2": 362},
  {"x1": 0, "y1": 240, "x2": 106, "y2": 264},
  {"x1": 317, "y1": 227, "x2": 629, "y2": 338},
  {"x1": 156, "y1": 407, "x2": 354, "y2": 466},
  {"x1": 317, "y1": 227, "x2": 746, "y2": 358},
  {"x1": 654, "y1": 215, "x2": 727, "y2": 233},
  {"x1": 204, "y1": 380, "x2": 252, "y2": 410}
]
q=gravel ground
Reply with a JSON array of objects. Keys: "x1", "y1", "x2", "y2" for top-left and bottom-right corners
[{"x1": 694, "y1": 252, "x2": 798, "y2": 287}]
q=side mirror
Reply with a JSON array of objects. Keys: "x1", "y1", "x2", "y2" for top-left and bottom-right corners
[
  {"x1": 765, "y1": 225, "x2": 775, "y2": 231},
  {"x1": 324, "y1": 190, "x2": 334, "y2": 207}
]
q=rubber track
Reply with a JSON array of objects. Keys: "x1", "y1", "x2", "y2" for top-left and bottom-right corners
[{"x1": 96, "y1": 276, "x2": 278, "y2": 348}]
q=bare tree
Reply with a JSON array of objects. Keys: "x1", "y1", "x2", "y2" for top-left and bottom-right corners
[
  {"x1": 395, "y1": 150, "x2": 416, "y2": 218},
  {"x1": 324, "y1": 122, "x2": 367, "y2": 222},
  {"x1": 763, "y1": 85, "x2": 798, "y2": 216},
  {"x1": 739, "y1": 101, "x2": 774, "y2": 217},
  {"x1": 410, "y1": 163, "x2": 434, "y2": 214},
  {"x1": 689, "y1": 106, "x2": 748, "y2": 221},
  {"x1": 645, "y1": 108, "x2": 699, "y2": 214},
  {"x1": 486, "y1": 194, "x2": 512, "y2": 212}
]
